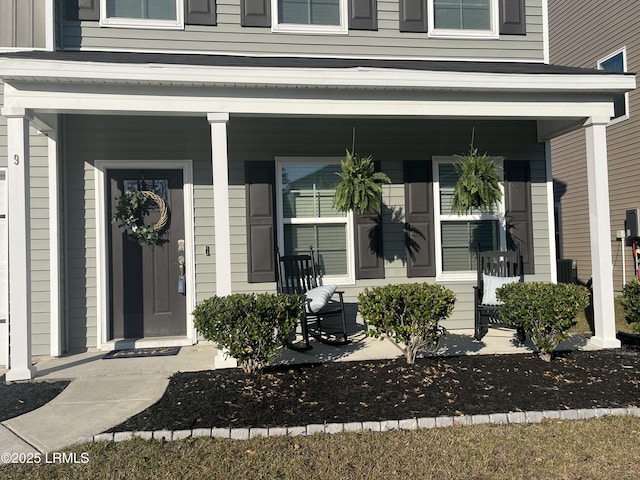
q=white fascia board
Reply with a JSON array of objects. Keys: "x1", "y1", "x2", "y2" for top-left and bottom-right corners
[{"x1": 0, "y1": 58, "x2": 635, "y2": 94}]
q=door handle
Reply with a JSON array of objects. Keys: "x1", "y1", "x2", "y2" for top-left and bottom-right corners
[{"x1": 178, "y1": 255, "x2": 186, "y2": 294}]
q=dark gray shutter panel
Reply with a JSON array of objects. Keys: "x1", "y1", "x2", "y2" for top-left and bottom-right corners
[
  {"x1": 399, "y1": 0, "x2": 428, "y2": 33},
  {"x1": 66, "y1": 0, "x2": 100, "y2": 21},
  {"x1": 349, "y1": 0, "x2": 377, "y2": 31},
  {"x1": 404, "y1": 161, "x2": 435, "y2": 277},
  {"x1": 241, "y1": 0, "x2": 271, "y2": 27},
  {"x1": 354, "y1": 161, "x2": 384, "y2": 279},
  {"x1": 504, "y1": 161, "x2": 534, "y2": 274},
  {"x1": 499, "y1": 0, "x2": 526, "y2": 35},
  {"x1": 245, "y1": 161, "x2": 277, "y2": 283},
  {"x1": 185, "y1": 0, "x2": 216, "y2": 25}
]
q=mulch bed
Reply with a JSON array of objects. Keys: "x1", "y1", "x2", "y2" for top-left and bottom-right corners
[
  {"x1": 0, "y1": 376, "x2": 69, "y2": 422},
  {"x1": 108, "y1": 346, "x2": 640, "y2": 432}
]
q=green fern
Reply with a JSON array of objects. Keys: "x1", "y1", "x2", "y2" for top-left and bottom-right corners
[
  {"x1": 333, "y1": 150, "x2": 391, "y2": 215},
  {"x1": 451, "y1": 147, "x2": 503, "y2": 215}
]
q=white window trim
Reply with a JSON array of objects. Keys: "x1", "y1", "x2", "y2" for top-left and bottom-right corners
[
  {"x1": 271, "y1": 0, "x2": 348, "y2": 35},
  {"x1": 597, "y1": 46, "x2": 629, "y2": 125},
  {"x1": 276, "y1": 157, "x2": 355, "y2": 285},
  {"x1": 427, "y1": 0, "x2": 499, "y2": 39},
  {"x1": 100, "y1": 0, "x2": 185, "y2": 29},
  {"x1": 433, "y1": 156, "x2": 506, "y2": 281}
]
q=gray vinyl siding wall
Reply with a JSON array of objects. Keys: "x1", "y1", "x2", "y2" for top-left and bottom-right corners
[
  {"x1": 549, "y1": 0, "x2": 640, "y2": 292},
  {"x1": 61, "y1": 0, "x2": 546, "y2": 62},
  {"x1": 63, "y1": 115, "x2": 550, "y2": 335},
  {"x1": 63, "y1": 115, "x2": 216, "y2": 351},
  {"x1": 0, "y1": 82, "x2": 52, "y2": 356},
  {"x1": 0, "y1": 0, "x2": 47, "y2": 49},
  {"x1": 227, "y1": 117, "x2": 550, "y2": 329}
]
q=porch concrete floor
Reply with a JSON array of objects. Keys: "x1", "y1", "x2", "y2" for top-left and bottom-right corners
[{"x1": 0, "y1": 328, "x2": 596, "y2": 454}]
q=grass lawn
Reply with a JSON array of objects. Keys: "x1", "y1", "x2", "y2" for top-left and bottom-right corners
[
  {"x1": 571, "y1": 296, "x2": 632, "y2": 335},
  {"x1": 3, "y1": 416, "x2": 640, "y2": 479}
]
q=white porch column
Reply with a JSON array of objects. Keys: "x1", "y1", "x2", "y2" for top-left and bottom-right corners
[
  {"x1": 207, "y1": 113, "x2": 237, "y2": 369},
  {"x1": 585, "y1": 117, "x2": 620, "y2": 349},
  {"x1": 207, "y1": 113, "x2": 232, "y2": 296},
  {"x1": 2, "y1": 108, "x2": 36, "y2": 381}
]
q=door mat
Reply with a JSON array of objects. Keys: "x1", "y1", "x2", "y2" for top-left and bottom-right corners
[{"x1": 103, "y1": 346, "x2": 181, "y2": 359}]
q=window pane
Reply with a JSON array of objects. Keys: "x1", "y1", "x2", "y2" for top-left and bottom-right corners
[
  {"x1": 441, "y1": 220, "x2": 499, "y2": 271},
  {"x1": 282, "y1": 164, "x2": 343, "y2": 219},
  {"x1": 284, "y1": 224, "x2": 347, "y2": 276},
  {"x1": 599, "y1": 53, "x2": 626, "y2": 119},
  {"x1": 279, "y1": 0, "x2": 340, "y2": 25},
  {"x1": 434, "y1": 0, "x2": 490, "y2": 30},
  {"x1": 108, "y1": 0, "x2": 176, "y2": 20}
]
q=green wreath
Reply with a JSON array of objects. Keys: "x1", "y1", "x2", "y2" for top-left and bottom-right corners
[{"x1": 112, "y1": 190, "x2": 170, "y2": 246}]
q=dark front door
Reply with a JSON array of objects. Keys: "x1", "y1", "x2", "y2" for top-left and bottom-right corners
[{"x1": 108, "y1": 169, "x2": 186, "y2": 339}]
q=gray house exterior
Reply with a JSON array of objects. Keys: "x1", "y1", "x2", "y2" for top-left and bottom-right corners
[
  {"x1": 0, "y1": 0, "x2": 634, "y2": 380},
  {"x1": 549, "y1": 0, "x2": 640, "y2": 292}
]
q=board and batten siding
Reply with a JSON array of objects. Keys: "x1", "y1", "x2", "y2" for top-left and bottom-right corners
[
  {"x1": 61, "y1": 0, "x2": 545, "y2": 62},
  {"x1": 549, "y1": 0, "x2": 640, "y2": 292},
  {"x1": 0, "y1": 81, "x2": 52, "y2": 358},
  {"x1": 63, "y1": 115, "x2": 216, "y2": 351},
  {"x1": 0, "y1": 0, "x2": 47, "y2": 49},
  {"x1": 227, "y1": 117, "x2": 550, "y2": 329}
]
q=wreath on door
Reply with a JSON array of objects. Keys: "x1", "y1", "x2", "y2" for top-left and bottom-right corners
[{"x1": 112, "y1": 190, "x2": 170, "y2": 246}]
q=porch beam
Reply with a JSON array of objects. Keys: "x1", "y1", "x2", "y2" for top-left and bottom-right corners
[
  {"x1": 585, "y1": 117, "x2": 620, "y2": 349},
  {"x1": 207, "y1": 113, "x2": 232, "y2": 297},
  {"x1": 2, "y1": 107, "x2": 36, "y2": 382}
]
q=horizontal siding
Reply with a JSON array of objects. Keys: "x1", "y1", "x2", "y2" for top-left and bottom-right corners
[
  {"x1": 63, "y1": 115, "x2": 215, "y2": 351},
  {"x1": 549, "y1": 0, "x2": 640, "y2": 292},
  {"x1": 61, "y1": 0, "x2": 545, "y2": 61},
  {"x1": 227, "y1": 117, "x2": 549, "y2": 327}
]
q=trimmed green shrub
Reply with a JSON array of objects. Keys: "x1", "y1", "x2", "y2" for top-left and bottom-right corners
[
  {"x1": 622, "y1": 279, "x2": 640, "y2": 334},
  {"x1": 497, "y1": 282, "x2": 590, "y2": 361},
  {"x1": 193, "y1": 293, "x2": 304, "y2": 374},
  {"x1": 358, "y1": 283, "x2": 455, "y2": 364}
]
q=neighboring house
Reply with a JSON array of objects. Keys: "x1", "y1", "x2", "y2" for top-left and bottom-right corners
[
  {"x1": 0, "y1": 0, "x2": 634, "y2": 380},
  {"x1": 549, "y1": 1, "x2": 640, "y2": 294}
]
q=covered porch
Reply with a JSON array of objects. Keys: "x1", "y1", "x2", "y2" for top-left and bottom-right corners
[{"x1": 0, "y1": 51, "x2": 634, "y2": 381}]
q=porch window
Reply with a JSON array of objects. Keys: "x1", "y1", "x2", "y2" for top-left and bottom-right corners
[
  {"x1": 434, "y1": 159, "x2": 505, "y2": 277},
  {"x1": 598, "y1": 48, "x2": 628, "y2": 122},
  {"x1": 101, "y1": 0, "x2": 184, "y2": 28},
  {"x1": 278, "y1": 159, "x2": 354, "y2": 283},
  {"x1": 272, "y1": 0, "x2": 348, "y2": 34},
  {"x1": 428, "y1": 0, "x2": 498, "y2": 38}
]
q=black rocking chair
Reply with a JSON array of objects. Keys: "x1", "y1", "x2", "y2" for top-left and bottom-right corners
[
  {"x1": 474, "y1": 248, "x2": 525, "y2": 342},
  {"x1": 276, "y1": 247, "x2": 349, "y2": 351}
]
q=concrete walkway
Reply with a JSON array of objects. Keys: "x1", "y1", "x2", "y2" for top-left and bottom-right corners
[{"x1": 0, "y1": 328, "x2": 596, "y2": 453}]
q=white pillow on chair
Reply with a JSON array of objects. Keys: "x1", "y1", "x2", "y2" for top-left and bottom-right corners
[
  {"x1": 305, "y1": 284, "x2": 337, "y2": 313},
  {"x1": 481, "y1": 274, "x2": 520, "y2": 305}
]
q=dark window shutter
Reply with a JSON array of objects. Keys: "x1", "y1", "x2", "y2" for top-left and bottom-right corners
[
  {"x1": 241, "y1": 0, "x2": 271, "y2": 27},
  {"x1": 245, "y1": 161, "x2": 277, "y2": 283},
  {"x1": 354, "y1": 161, "x2": 384, "y2": 279},
  {"x1": 349, "y1": 0, "x2": 377, "y2": 31},
  {"x1": 504, "y1": 160, "x2": 534, "y2": 274},
  {"x1": 499, "y1": 0, "x2": 526, "y2": 35},
  {"x1": 66, "y1": 0, "x2": 100, "y2": 21},
  {"x1": 399, "y1": 0, "x2": 428, "y2": 33},
  {"x1": 404, "y1": 161, "x2": 435, "y2": 277},
  {"x1": 185, "y1": 0, "x2": 216, "y2": 25}
]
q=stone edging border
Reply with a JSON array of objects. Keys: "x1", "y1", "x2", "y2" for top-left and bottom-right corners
[{"x1": 78, "y1": 407, "x2": 640, "y2": 445}]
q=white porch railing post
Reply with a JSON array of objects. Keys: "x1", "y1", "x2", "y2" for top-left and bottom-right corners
[
  {"x1": 585, "y1": 117, "x2": 620, "y2": 349},
  {"x1": 3, "y1": 108, "x2": 36, "y2": 382}
]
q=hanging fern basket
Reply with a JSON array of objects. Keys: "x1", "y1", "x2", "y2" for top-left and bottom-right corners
[
  {"x1": 333, "y1": 150, "x2": 391, "y2": 215},
  {"x1": 450, "y1": 147, "x2": 503, "y2": 215},
  {"x1": 112, "y1": 190, "x2": 170, "y2": 246}
]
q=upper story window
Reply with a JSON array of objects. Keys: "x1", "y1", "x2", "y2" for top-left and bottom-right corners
[
  {"x1": 598, "y1": 48, "x2": 629, "y2": 122},
  {"x1": 428, "y1": 0, "x2": 498, "y2": 38},
  {"x1": 434, "y1": 157, "x2": 506, "y2": 279},
  {"x1": 100, "y1": 0, "x2": 184, "y2": 29},
  {"x1": 272, "y1": 0, "x2": 348, "y2": 34}
]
